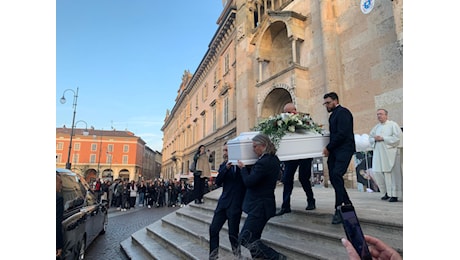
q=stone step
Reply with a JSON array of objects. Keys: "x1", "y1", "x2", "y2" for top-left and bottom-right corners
[
  {"x1": 120, "y1": 229, "x2": 178, "y2": 260},
  {"x1": 120, "y1": 185, "x2": 403, "y2": 259},
  {"x1": 179, "y1": 197, "x2": 402, "y2": 254},
  {"x1": 146, "y1": 220, "x2": 239, "y2": 260},
  {"x1": 170, "y1": 205, "x2": 391, "y2": 259},
  {"x1": 158, "y1": 213, "x2": 252, "y2": 259}
]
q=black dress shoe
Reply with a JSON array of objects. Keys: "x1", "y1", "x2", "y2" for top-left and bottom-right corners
[
  {"x1": 331, "y1": 210, "x2": 342, "y2": 224},
  {"x1": 275, "y1": 208, "x2": 291, "y2": 216},
  {"x1": 388, "y1": 197, "x2": 398, "y2": 202},
  {"x1": 381, "y1": 193, "x2": 390, "y2": 200},
  {"x1": 305, "y1": 202, "x2": 316, "y2": 210}
]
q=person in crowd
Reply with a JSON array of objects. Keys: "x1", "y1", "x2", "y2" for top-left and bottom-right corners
[
  {"x1": 369, "y1": 109, "x2": 403, "y2": 202},
  {"x1": 164, "y1": 179, "x2": 170, "y2": 206},
  {"x1": 237, "y1": 133, "x2": 287, "y2": 260},
  {"x1": 129, "y1": 180, "x2": 138, "y2": 208},
  {"x1": 168, "y1": 179, "x2": 178, "y2": 207},
  {"x1": 178, "y1": 179, "x2": 190, "y2": 207},
  {"x1": 193, "y1": 144, "x2": 212, "y2": 204},
  {"x1": 121, "y1": 180, "x2": 130, "y2": 211},
  {"x1": 276, "y1": 102, "x2": 316, "y2": 217},
  {"x1": 56, "y1": 173, "x2": 64, "y2": 259},
  {"x1": 322, "y1": 92, "x2": 356, "y2": 224},
  {"x1": 114, "y1": 179, "x2": 123, "y2": 210},
  {"x1": 109, "y1": 179, "x2": 118, "y2": 207},
  {"x1": 94, "y1": 178, "x2": 102, "y2": 202},
  {"x1": 101, "y1": 180, "x2": 110, "y2": 204},
  {"x1": 151, "y1": 179, "x2": 159, "y2": 208},
  {"x1": 156, "y1": 180, "x2": 166, "y2": 207},
  {"x1": 209, "y1": 142, "x2": 246, "y2": 260},
  {"x1": 138, "y1": 180, "x2": 147, "y2": 207},
  {"x1": 145, "y1": 179, "x2": 152, "y2": 208},
  {"x1": 165, "y1": 178, "x2": 175, "y2": 206},
  {"x1": 175, "y1": 179, "x2": 182, "y2": 205},
  {"x1": 172, "y1": 179, "x2": 178, "y2": 206},
  {"x1": 341, "y1": 235, "x2": 402, "y2": 260},
  {"x1": 152, "y1": 179, "x2": 161, "y2": 207}
]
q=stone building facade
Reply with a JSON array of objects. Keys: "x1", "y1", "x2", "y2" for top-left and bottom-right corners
[{"x1": 161, "y1": 0, "x2": 403, "y2": 182}]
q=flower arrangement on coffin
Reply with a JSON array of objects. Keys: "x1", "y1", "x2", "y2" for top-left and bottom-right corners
[{"x1": 252, "y1": 112, "x2": 324, "y2": 148}]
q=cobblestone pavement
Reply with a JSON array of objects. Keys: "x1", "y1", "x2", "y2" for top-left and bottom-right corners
[{"x1": 84, "y1": 204, "x2": 180, "y2": 260}]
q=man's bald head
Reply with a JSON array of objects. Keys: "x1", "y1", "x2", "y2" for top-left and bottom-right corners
[{"x1": 283, "y1": 103, "x2": 297, "y2": 114}]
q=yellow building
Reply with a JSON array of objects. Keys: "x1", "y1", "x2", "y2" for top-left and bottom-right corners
[{"x1": 161, "y1": 0, "x2": 403, "y2": 181}]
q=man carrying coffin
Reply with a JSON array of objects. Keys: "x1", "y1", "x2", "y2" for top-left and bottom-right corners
[{"x1": 275, "y1": 103, "x2": 316, "y2": 216}]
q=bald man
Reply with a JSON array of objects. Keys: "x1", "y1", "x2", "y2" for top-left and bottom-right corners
[{"x1": 275, "y1": 103, "x2": 316, "y2": 216}]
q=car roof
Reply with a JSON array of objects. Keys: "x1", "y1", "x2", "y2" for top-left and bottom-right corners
[
  {"x1": 56, "y1": 168, "x2": 77, "y2": 176},
  {"x1": 56, "y1": 168, "x2": 72, "y2": 172}
]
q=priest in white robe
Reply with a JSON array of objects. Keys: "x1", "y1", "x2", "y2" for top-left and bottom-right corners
[{"x1": 369, "y1": 109, "x2": 403, "y2": 202}]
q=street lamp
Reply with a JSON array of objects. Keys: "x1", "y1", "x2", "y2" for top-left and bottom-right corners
[
  {"x1": 60, "y1": 87, "x2": 79, "y2": 169},
  {"x1": 75, "y1": 120, "x2": 90, "y2": 136},
  {"x1": 97, "y1": 129, "x2": 104, "y2": 178},
  {"x1": 107, "y1": 151, "x2": 113, "y2": 178}
]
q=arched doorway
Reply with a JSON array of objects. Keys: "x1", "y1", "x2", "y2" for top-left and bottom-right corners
[
  {"x1": 119, "y1": 170, "x2": 130, "y2": 182},
  {"x1": 102, "y1": 169, "x2": 113, "y2": 182},
  {"x1": 260, "y1": 88, "x2": 292, "y2": 118}
]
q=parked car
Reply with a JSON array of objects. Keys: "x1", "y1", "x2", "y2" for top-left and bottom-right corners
[{"x1": 57, "y1": 168, "x2": 108, "y2": 260}]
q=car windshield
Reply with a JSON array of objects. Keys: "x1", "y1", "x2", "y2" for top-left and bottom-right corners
[{"x1": 61, "y1": 174, "x2": 86, "y2": 211}]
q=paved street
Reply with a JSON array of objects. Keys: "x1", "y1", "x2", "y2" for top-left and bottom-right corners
[{"x1": 85, "y1": 204, "x2": 180, "y2": 260}]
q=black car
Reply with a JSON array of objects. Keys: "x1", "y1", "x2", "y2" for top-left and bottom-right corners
[{"x1": 57, "y1": 168, "x2": 108, "y2": 260}]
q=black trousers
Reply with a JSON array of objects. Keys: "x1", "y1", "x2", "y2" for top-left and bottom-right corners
[
  {"x1": 281, "y1": 158, "x2": 314, "y2": 210},
  {"x1": 239, "y1": 212, "x2": 280, "y2": 259},
  {"x1": 114, "y1": 195, "x2": 121, "y2": 207},
  {"x1": 209, "y1": 208, "x2": 242, "y2": 258},
  {"x1": 327, "y1": 151, "x2": 353, "y2": 209},
  {"x1": 194, "y1": 173, "x2": 205, "y2": 201}
]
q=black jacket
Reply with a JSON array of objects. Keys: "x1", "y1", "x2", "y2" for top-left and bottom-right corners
[
  {"x1": 214, "y1": 161, "x2": 246, "y2": 214},
  {"x1": 326, "y1": 105, "x2": 356, "y2": 154},
  {"x1": 240, "y1": 153, "x2": 280, "y2": 218}
]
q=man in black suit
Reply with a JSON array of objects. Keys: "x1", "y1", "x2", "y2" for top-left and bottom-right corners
[
  {"x1": 237, "y1": 134, "x2": 287, "y2": 260},
  {"x1": 209, "y1": 142, "x2": 246, "y2": 260},
  {"x1": 322, "y1": 92, "x2": 356, "y2": 224},
  {"x1": 276, "y1": 103, "x2": 316, "y2": 217}
]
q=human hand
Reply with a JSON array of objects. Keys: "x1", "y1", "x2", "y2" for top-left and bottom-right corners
[
  {"x1": 323, "y1": 147, "x2": 329, "y2": 157},
  {"x1": 237, "y1": 160, "x2": 245, "y2": 168},
  {"x1": 341, "y1": 235, "x2": 402, "y2": 260},
  {"x1": 226, "y1": 161, "x2": 232, "y2": 169},
  {"x1": 374, "y1": 135, "x2": 384, "y2": 142}
]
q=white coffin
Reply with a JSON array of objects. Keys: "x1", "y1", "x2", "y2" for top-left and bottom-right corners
[{"x1": 227, "y1": 131, "x2": 330, "y2": 165}]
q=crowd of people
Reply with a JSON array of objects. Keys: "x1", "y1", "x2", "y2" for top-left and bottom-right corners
[{"x1": 90, "y1": 176, "x2": 215, "y2": 211}]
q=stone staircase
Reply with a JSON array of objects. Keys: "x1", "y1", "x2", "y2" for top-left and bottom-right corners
[{"x1": 120, "y1": 185, "x2": 403, "y2": 259}]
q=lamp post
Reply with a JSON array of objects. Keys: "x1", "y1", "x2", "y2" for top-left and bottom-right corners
[
  {"x1": 70, "y1": 120, "x2": 89, "y2": 172},
  {"x1": 60, "y1": 87, "x2": 79, "y2": 169},
  {"x1": 107, "y1": 151, "x2": 113, "y2": 179},
  {"x1": 75, "y1": 120, "x2": 90, "y2": 139},
  {"x1": 97, "y1": 129, "x2": 103, "y2": 178}
]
